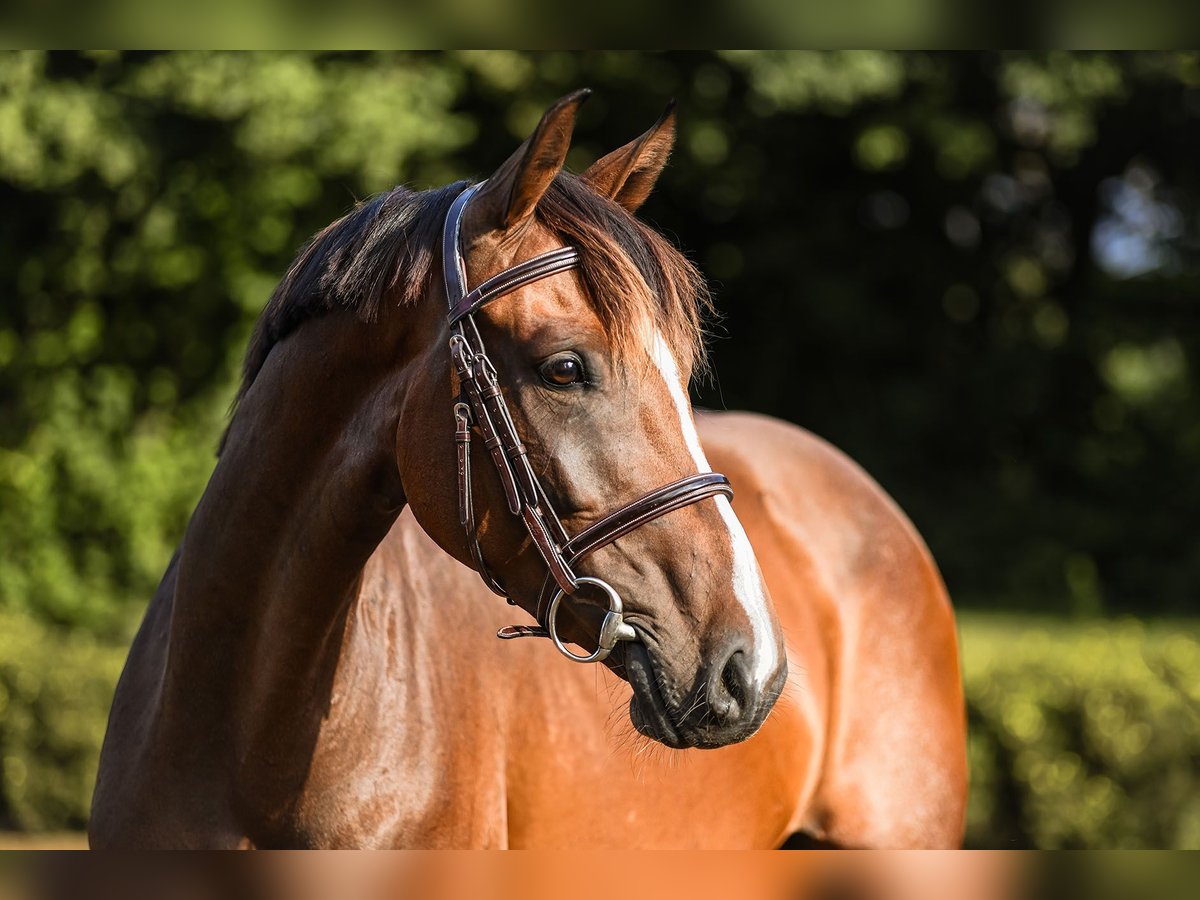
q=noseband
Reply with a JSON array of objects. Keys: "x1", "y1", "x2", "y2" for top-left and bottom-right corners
[{"x1": 443, "y1": 183, "x2": 734, "y2": 663}]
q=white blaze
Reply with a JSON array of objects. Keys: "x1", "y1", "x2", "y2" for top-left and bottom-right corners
[{"x1": 648, "y1": 331, "x2": 780, "y2": 684}]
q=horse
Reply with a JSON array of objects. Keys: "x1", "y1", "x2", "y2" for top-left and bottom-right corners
[{"x1": 90, "y1": 90, "x2": 967, "y2": 849}]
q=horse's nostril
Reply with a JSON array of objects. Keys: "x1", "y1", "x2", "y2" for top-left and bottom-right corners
[
  {"x1": 721, "y1": 651, "x2": 749, "y2": 711},
  {"x1": 709, "y1": 647, "x2": 753, "y2": 726}
]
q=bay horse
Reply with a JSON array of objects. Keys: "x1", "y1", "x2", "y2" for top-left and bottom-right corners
[{"x1": 90, "y1": 91, "x2": 967, "y2": 849}]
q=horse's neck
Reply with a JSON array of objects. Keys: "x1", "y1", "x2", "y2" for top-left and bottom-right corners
[{"x1": 157, "y1": 314, "x2": 407, "y2": 766}]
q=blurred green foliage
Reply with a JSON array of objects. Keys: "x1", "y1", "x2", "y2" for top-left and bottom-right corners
[
  {"x1": 0, "y1": 51, "x2": 472, "y2": 636},
  {"x1": 0, "y1": 609, "x2": 123, "y2": 831},
  {"x1": 963, "y1": 616, "x2": 1200, "y2": 848}
]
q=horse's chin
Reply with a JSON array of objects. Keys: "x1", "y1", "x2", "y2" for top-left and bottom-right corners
[{"x1": 624, "y1": 642, "x2": 689, "y2": 750}]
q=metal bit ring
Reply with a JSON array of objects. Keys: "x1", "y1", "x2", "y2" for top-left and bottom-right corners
[{"x1": 546, "y1": 576, "x2": 638, "y2": 663}]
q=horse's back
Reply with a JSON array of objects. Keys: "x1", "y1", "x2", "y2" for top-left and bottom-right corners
[{"x1": 698, "y1": 411, "x2": 967, "y2": 848}]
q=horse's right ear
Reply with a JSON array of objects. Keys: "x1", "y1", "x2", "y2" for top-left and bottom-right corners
[
  {"x1": 464, "y1": 89, "x2": 591, "y2": 240},
  {"x1": 581, "y1": 100, "x2": 676, "y2": 213}
]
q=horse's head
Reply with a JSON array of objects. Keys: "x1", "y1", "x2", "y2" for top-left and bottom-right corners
[{"x1": 401, "y1": 92, "x2": 786, "y2": 749}]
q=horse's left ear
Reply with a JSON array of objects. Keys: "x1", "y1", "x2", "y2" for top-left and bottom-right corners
[{"x1": 581, "y1": 101, "x2": 677, "y2": 213}]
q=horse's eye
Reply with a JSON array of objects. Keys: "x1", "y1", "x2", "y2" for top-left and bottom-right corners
[{"x1": 538, "y1": 354, "x2": 586, "y2": 387}]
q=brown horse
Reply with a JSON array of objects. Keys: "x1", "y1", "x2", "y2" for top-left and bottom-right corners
[{"x1": 90, "y1": 91, "x2": 966, "y2": 849}]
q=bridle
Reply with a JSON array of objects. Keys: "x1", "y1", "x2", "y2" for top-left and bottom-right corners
[{"x1": 443, "y1": 183, "x2": 734, "y2": 663}]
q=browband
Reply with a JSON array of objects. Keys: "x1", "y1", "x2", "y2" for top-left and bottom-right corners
[
  {"x1": 450, "y1": 247, "x2": 581, "y2": 325},
  {"x1": 442, "y1": 183, "x2": 580, "y2": 324}
]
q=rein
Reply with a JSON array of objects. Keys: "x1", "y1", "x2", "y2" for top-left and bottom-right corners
[{"x1": 442, "y1": 183, "x2": 733, "y2": 663}]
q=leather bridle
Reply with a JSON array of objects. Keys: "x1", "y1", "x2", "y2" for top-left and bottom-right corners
[{"x1": 443, "y1": 183, "x2": 734, "y2": 663}]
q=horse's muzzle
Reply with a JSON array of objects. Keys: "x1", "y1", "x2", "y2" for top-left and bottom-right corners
[{"x1": 624, "y1": 638, "x2": 787, "y2": 750}]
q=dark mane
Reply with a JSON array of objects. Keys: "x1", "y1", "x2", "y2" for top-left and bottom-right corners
[
  {"x1": 225, "y1": 172, "x2": 712, "y2": 450},
  {"x1": 234, "y1": 180, "x2": 469, "y2": 408}
]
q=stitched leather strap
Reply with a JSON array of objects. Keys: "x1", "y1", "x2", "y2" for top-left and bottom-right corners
[
  {"x1": 496, "y1": 624, "x2": 549, "y2": 640},
  {"x1": 442, "y1": 184, "x2": 478, "y2": 305},
  {"x1": 563, "y1": 473, "x2": 733, "y2": 563},
  {"x1": 454, "y1": 400, "x2": 507, "y2": 597},
  {"x1": 449, "y1": 248, "x2": 581, "y2": 325},
  {"x1": 534, "y1": 473, "x2": 734, "y2": 625}
]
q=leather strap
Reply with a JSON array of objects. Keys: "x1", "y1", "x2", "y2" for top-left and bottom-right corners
[
  {"x1": 449, "y1": 248, "x2": 581, "y2": 325},
  {"x1": 441, "y1": 183, "x2": 579, "y2": 325},
  {"x1": 454, "y1": 401, "x2": 507, "y2": 597},
  {"x1": 534, "y1": 473, "x2": 733, "y2": 625},
  {"x1": 451, "y1": 333, "x2": 522, "y2": 515},
  {"x1": 442, "y1": 184, "x2": 478, "y2": 304},
  {"x1": 562, "y1": 473, "x2": 733, "y2": 564},
  {"x1": 454, "y1": 404, "x2": 473, "y2": 528}
]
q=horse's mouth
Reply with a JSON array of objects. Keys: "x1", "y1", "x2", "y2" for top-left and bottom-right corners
[{"x1": 623, "y1": 642, "x2": 687, "y2": 749}]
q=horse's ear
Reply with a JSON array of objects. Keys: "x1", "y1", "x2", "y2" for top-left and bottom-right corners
[
  {"x1": 581, "y1": 101, "x2": 676, "y2": 214},
  {"x1": 465, "y1": 89, "x2": 590, "y2": 238}
]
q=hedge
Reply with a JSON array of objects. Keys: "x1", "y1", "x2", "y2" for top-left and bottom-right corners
[
  {"x1": 0, "y1": 609, "x2": 124, "y2": 832},
  {"x1": 1, "y1": 610, "x2": 1196, "y2": 846},
  {"x1": 962, "y1": 615, "x2": 1200, "y2": 848}
]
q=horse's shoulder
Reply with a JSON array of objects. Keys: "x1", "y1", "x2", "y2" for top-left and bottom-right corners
[{"x1": 697, "y1": 416, "x2": 964, "y2": 848}]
